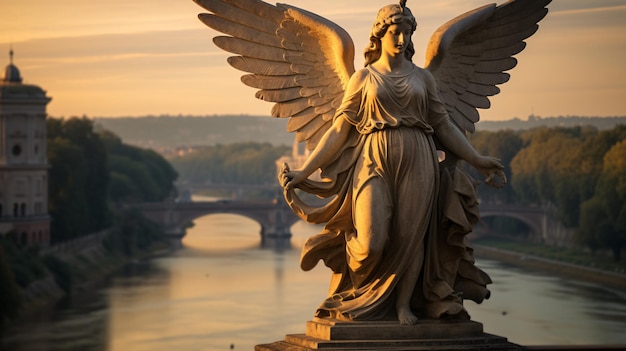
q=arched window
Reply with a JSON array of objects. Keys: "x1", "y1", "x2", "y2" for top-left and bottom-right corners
[
  {"x1": 13, "y1": 203, "x2": 18, "y2": 217},
  {"x1": 20, "y1": 203, "x2": 26, "y2": 217},
  {"x1": 0, "y1": 204, "x2": 3, "y2": 217}
]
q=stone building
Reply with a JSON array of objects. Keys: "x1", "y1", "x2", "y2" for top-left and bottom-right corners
[{"x1": 0, "y1": 50, "x2": 51, "y2": 247}]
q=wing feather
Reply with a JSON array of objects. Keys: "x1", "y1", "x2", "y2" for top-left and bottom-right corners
[
  {"x1": 213, "y1": 36, "x2": 290, "y2": 61},
  {"x1": 195, "y1": 0, "x2": 355, "y2": 149},
  {"x1": 305, "y1": 123, "x2": 330, "y2": 150},
  {"x1": 466, "y1": 82, "x2": 500, "y2": 97},
  {"x1": 227, "y1": 56, "x2": 293, "y2": 75},
  {"x1": 287, "y1": 107, "x2": 318, "y2": 132},
  {"x1": 197, "y1": 0, "x2": 283, "y2": 34},
  {"x1": 241, "y1": 74, "x2": 302, "y2": 89},
  {"x1": 293, "y1": 110, "x2": 329, "y2": 141},
  {"x1": 255, "y1": 86, "x2": 306, "y2": 102},
  {"x1": 474, "y1": 57, "x2": 517, "y2": 73},
  {"x1": 425, "y1": 0, "x2": 551, "y2": 133},
  {"x1": 480, "y1": 42, "x2": 526, "y2": 61},
  {"x1": 271, "y1": 97, "x2": 312, "y2": 118},
  {"x1": 199, "y1": 15, "x2": 285, "y2": 48}
]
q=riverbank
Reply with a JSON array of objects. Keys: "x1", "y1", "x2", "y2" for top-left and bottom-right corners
[
  {"x1": 473, "y1": 244, "x2": 626, "y2": 292},
  {"x1": 1, "y1": 209, "x2": 177, "y2": 329},
  {"x1": 12, "y1": 235, "x2": 174, "y2": 323}
]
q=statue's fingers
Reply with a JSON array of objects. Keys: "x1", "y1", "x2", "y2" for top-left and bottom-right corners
[
  {"x1": 485, "y1": 173, "x2": 494, "y2": 184},
  {"x1": 284, "y1": 179, "x2": 294, "y2": 190},
  {"x1": 281, "y1": 172, "x2": 294, "y2": 188},
  {"x1": 498, "y1": 170, "x2": 507, "y2": 184}
]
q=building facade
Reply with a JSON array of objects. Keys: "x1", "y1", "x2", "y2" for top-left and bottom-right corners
[{"x1": 0, "y1": 50, "x2": 51, "y2": 247}]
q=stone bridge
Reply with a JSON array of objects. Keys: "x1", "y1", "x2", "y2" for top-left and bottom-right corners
[
  {"x1": 476, "y1": 203, "x2": 569, "y2": 243},
  {"x1": 133, "y1": 199, "x2": 566, "y2": 246},
  {"x1": 133, "y1": 200, "x2": 301, "y2": 245}
]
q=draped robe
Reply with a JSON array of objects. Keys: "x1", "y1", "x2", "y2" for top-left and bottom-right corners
[{"x1": 284, "y1": 65, "x2": 491, "y2": 321}]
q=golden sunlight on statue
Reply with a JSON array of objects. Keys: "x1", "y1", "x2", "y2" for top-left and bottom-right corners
[{"x1": 195, "y1": 0, "x2": 550, "y2": 325}]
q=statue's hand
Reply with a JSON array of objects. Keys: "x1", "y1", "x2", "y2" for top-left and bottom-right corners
[
  {"x1": 474, "y1": 156, "x2": 507, "y2": 189},
  {"x1": 278, "y1": 163, "x2": 307, "y2": 190}
]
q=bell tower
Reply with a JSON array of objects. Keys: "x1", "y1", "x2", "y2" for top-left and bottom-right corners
[{"x1": 0, "y1": 49, "x2": 52, "y2": 247}]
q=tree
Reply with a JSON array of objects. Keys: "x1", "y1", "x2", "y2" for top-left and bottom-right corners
[
  {"x1": 48, "y1": 117, "x2": 110, "y2": 231},
  {"x1": 510, "y1": 126, "x2": 599, "y2": 227},
  {"x1": 169, "y1": 142, "x2": 289, "y2": 186},
  {"x1": 0, "y1": 242, "x2": 22, "y2": 326},
  {"x1": 99, "y1": 130, "x2": 178, "y2": 203},
  {"x1": 469, "y1": 130, "x2": 523, "y2": 204},
  {"x1": 47, "y1": 137, "x2": 90, "y2": 241},
  {"x1": 47, "y1": 117, "x2": 111, "y2": 242},
  {"x1": 579, "y1": 140, "x2": 626, "y2": 261}
]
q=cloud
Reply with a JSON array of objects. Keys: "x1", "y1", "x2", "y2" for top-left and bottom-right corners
[{"x1": 550, "y1": 4, "x2": 626, "y2": 16}]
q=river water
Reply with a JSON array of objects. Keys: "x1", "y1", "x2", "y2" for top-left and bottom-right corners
[{"x1": 2, "y1": 207, "x2": 626, "y2": 351}]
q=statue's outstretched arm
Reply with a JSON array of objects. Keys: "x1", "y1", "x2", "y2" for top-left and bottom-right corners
[
  {"x1": 434, "y1": 119, "x2": 506, "y2": 188},
  {"x1": 280, "y1": 114, "x2": 352, "y2": 189}
]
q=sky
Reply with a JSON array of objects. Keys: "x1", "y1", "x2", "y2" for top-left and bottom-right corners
[{"x1": 0, "y1": 0, "x2": 625, "y2": 122}]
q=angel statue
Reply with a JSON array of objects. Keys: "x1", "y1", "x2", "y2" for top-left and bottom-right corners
[{"x1": 194, "y1": 0, "x2": 550, "y2": 324}]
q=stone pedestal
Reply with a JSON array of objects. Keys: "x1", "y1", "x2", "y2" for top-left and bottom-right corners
[{"x1": 255, "y1": 318, "x2": 523, "y2": 350}]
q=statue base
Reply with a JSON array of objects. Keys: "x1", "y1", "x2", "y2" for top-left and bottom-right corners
[{"x1": 255, "y1": 318, "x2": 523, "y2": 350}]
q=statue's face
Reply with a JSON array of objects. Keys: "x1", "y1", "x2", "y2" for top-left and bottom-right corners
[{"x1": 381, "y1": 22, "x2": 412, "y2": 57}]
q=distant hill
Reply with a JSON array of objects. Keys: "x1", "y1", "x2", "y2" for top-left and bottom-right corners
[
  {"x1": 93, "y1": 115, "x2": 293, "y2": 151},
  {"x1": 92, "y1": 114, "x2": 626, "y2": 151},
  {"x1": 476, "y1": 115, "x2": 626, "y2": 131}
]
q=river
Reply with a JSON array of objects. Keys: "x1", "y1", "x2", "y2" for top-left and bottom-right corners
[{"x1": 2, "y1": 207, "x2": 626, "y2": 351}]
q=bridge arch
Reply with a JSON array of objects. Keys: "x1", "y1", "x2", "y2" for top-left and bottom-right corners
[
  {"x1": 135, "y1": 200, "x2": 301, "y2": 243},
  {"x1": 183, "y1": 212, "x2": 263, "y2": 249},
  {"x1": 477, "y1": 204, "x2": 546, "y2": 241}
]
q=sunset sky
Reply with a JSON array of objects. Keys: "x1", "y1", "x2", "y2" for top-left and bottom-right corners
[{"x1": 1, "y1": 0, "x2": 625, "y2": 122}]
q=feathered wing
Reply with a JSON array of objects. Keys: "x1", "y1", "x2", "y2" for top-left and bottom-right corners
[
  {"x1": 194, "y1": 0, "x2": 355, "y2": 150},
  {"x1": 425, "y1": 0, "x2": 551, "y2": 133}
]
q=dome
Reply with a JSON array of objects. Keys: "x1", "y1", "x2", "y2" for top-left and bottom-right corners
[
  {"x1": 2, "y1": 63, "x2": 22, "y2": 83},
  {"x1": 2, "y1": 49, "x2": 23, "y2": 83},
  {"x1": 0, "y1": 50, "x2": 49, "y2": 100}
]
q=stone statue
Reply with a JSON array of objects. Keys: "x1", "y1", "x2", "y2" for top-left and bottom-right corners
[{"x1": 195, "y1": 0, "x2": 550, "y2": 325}]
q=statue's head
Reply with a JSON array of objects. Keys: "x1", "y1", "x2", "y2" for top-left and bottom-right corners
[{"x1": 364, "y1": 0, "x2": 417, "y2": 66}]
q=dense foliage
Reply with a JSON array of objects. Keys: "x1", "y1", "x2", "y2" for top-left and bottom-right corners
[
  {"x1": 48, "y1": 117, "x2": 110, "y2": 242},
  {"x1": 103, "y1": 208, "x2": 169, "y2": 257},
  {"x1": 100, "y1": 130, "x2": 178, "y2": 204},
  {"x1": 169, "y1": 142, "x2": 289, "y2": 185},
  {"x1": 579, "y1": 140, "x2": 626, "y2": 261},
  {"x1": 0, "y1": 242, "x2": 22, "y2": 327},
  {"x1": 470, "y1": 124, "x2": 626, "y2": 260},
  {"x1": 47, "y1": 117, "x2": 178, "y2": 242}
]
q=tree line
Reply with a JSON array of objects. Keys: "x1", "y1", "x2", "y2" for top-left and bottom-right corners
[
  {"x1": 469, "y1": 125, "x2": 626, "y2": 261},
  {"x1": 47, "y1": 117, "x2": 178, "y2": 242},
  {"x1": 168, "y1": 142, "x2": 290, "y2": 186}
]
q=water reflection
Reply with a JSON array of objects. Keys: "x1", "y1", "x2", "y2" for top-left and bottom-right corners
[
  {"x1": 181, "y1": 213, "x2": 262, "y2": 252},
  {"x1": 1, "y1": 215, "x2": 626, "y2": 351},
  {"x1": 466, "y1": 259, "x2": 626, "y2": 346}
]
